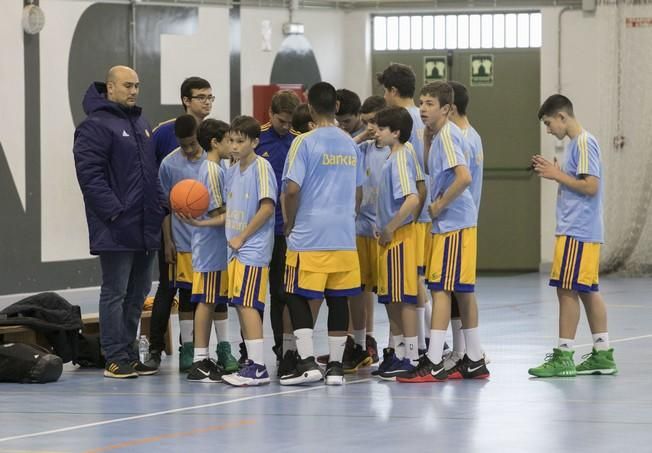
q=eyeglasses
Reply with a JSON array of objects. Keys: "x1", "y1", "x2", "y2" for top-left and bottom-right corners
[{"x1": 190, "y1": 95, "x2": 215, "y2": 103}]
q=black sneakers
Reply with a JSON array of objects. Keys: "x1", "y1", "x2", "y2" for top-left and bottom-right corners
[
  {"x1": 366, "y1": 335, "x2": 379, "y2": 364},
  {"x1": 343, "y1": 344, "x2": 372, "y2": 374},
  {"x1": 396, "y1": 355, "x2": 448, "y2": 383},
  {"x1": 277, "y1": 350, "x2": 299, "y2": 378},
  {"x1": 325, "y1": 361, "x2": 344, "y2": 385},
  {"x1": 143, "y1": 350, "x2": 161, "y2": 370},
  {"x1": 280, "y1": 356, "x2": 323, "y2": 385},
  {"x1": 104, "y1": 361, "x2": 138, "y2": 379},
  {"x1": 238, "y1": 342, "x2": 248, "y2": 367},
  {"x1": 451, "y1": 355, "x2": 490, "y2": 380},
  {"x1": 187, "y1": 359, "x2": 225, "y2": 383},
  {"x1": 131, "y1": 360, "x2": 159, "y2": 376}
]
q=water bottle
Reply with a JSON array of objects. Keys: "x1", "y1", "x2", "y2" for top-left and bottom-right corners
[{"x1": 138, "y1": 335, "x2": 150, "y2": 363}]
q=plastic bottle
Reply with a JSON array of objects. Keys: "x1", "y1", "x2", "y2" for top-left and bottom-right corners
[{"x1": 138, "y1": 335, "x2": 150, "y2": 363}]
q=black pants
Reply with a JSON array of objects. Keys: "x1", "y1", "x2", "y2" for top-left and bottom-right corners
[{"x1": 269, "y1": 235, "x2": 289, "y2": 350}]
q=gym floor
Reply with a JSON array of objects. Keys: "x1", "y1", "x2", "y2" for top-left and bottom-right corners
[{"x1": 0, "y1": 273, "x2": 649, "y2": 453}]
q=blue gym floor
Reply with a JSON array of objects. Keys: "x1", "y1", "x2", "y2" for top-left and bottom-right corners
[{"x1": 0, "y1": 273, "x2": 650, "y2": 453}]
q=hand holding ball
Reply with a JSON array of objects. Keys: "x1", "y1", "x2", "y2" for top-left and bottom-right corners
[{"x1": 170, "y1": 179, "x2": 209, "y2": 218}]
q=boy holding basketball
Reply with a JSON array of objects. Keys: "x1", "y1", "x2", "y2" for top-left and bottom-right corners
[
  {"x1": 529, "y1": 94, "x2": 617, "y2": 378},
  {"x1": 222, "y1": 116, "x2": 277, "y2": 386},
  {"x1": 176, "y1": 119, "x2": 236, "y2": 382}
]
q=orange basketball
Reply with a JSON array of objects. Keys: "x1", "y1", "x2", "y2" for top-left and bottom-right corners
[{"x1": 170, "y1": 179, "x2": 210, "y2": 218}]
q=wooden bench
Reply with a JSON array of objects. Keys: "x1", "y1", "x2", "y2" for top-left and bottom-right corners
[{"x1": 0, "y1": 310, "x2": 174, "y2": 355}]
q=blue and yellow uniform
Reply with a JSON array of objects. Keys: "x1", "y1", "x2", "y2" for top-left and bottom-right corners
[
  {"x1": 152, "y1": 119, "x2": 179, "y2": 167},
  {"x1": 376, "y1": 145, "x2": 419, "y2": 304},
  {"x1": 159, "y1": 149, "x2": 207, "y2": 289},
  {"x1": 550, "y1": 130, "x2": 603, "y2": 292},
  {"x1": 462, "y1": 125, "x2": 484, "y2": 218},
  {"x1": 255, "y1": 122, "x2": 299, "y2": 235},
  {"x1": 426, "y1": 122, "x2": 477, "y2": 293},
  {"x1": 282, "y1": 127, "x2": 363, "y2": 299},
  {"x1": 190, "y1": 160, "x2": 229, "y2": 304},
  {"x1": 356, "y1": 140, "x2": 390, "y2": 292},
  {"x1": 225, "y1": 156, "x2": 277, "y2": 311}
]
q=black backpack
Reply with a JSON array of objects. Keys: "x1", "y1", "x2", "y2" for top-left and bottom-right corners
[
  {"x1": 73, "y1": 333, "x2": 105, "y2": 368},
  {"x1": 0, "y1": 343, "x2": 63, "y2": 383}
]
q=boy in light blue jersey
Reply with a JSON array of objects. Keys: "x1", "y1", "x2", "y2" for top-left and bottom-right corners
[
  {"x1": 177, "y1": 119, "x2": 238, "y2": 382},
  {"x1": 529, "y1": 94, "x2": 616, "y2": 378},
  {"x1": 399, "y1": 82, "x2": 489, "y2": 383},
  {"x1": 377, "y1": 63, "x2": 432, "y2": 359},
  {"x1": 281, "y1": 82, "x2": 363, "y2": 386},
  {"x1": 444, "y1": 81, "x2": 486, "y2": 371},
  {"x1": 156, "y1": 115, "x2": 206, "y2": 371},
  {"x1": 222, "y1": 116, "x2": 277, "y2": 387}
]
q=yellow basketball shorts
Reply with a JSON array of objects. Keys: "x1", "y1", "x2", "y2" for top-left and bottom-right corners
[
  {"x1": 228, "y1": 258, "x2": 268, "y2": 312},
  {"x1": 169, "y1": 252, "x2": 193, "y2": 290},
  {"x1": 415, "y1": 222, "x2": 430, "y2": 276},
  {"x1": 549, "y1": 235, "x2": 600, "y2": 293},
  {"x1": 284, "y1": 250, "x2": 361, "y2": 299},
  {"x1": 426, "y1": 227, "x2": 477, "y2": 293},
  {"x1": 191, "y1": 270, "x2": 229, "y2": 304},
  {"x1": 356, "y1": 236, "x2": 379, "y2": 293},
  {"x1": 377, "y1": 223, "x2": 418, "y2": 304}
]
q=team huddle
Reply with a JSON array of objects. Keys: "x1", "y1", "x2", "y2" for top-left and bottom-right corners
[{"x1": 79, "y1": 62, "x2": 617, "y2": 384}]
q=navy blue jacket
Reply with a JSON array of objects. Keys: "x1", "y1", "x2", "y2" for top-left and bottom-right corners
[{"x1": 73, "y1": 82, "x2": 164, "y2": 254}]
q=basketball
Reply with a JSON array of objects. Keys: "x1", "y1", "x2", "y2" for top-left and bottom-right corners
[{"x1": 170, "y1": 179, "x2": 209, "y2": 218}]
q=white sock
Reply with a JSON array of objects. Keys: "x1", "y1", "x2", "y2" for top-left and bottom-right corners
[
  {"x1": 294, "y1": 328, "x2": 314, "y2": 359},
  {"x1": 558, "y1": 338, "x2": 574, "y2": 351},
  {"x1": 194, "y1": 347, "x2": 209, "y2": 361},
  {"x1": 416, "y1": 307, "x2": 426, "y2": 350},
  {"x1": 393, "y1": 335, "x2": 405, "y2": 359},
  {"x1": 328, "y1": 336, "x2": 347, "y2": 363},
  {"x1": 462, "y1": 327, "x2": 482, "y2": 361},
  {"x1": 404, "y1": 336, "x2": 419, "y2": 364},
  {"x1": 592, "y1": 332, "x2": 610, "y2": 351},
  {"x1": 451, "y1": 319, "x2": 465, "y2": 353},
  {"x1": 353, "y1": 329, "x2": 366, "y2": 348},
  {"x1": 387, "y1": 330, "x2": 395, "y2": 348},
  {"x1": 180, "y1": 320, "x2": 194, "y2": 344},
  {"x1": 426, "y1": 330, "x2": 446, "y2": 364},
  {"x1": 283, "y1": 333, "x2": 296, "y2": 353},
  {"x1": 214, "y1": 318, "x2": 228, "y2": 344},
  {"x1": 424, "y1": 300, "x2": 432, "y2": 337},
  {"x1": 245, "y1": 339, "x2": 264, "y2": 365}
]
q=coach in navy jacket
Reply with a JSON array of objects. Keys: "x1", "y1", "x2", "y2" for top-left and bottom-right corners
[{"x1": 73, "y1": 66, "x2": 164, "y2": 379}]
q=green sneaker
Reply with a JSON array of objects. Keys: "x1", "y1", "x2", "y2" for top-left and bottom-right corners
[
  {"x1": 216, "y1": 341, "x2": 239, "y2": 373},
  {"x1": 528, "y1": 348, "x2": 576, "y2": 378},
  {"x1": 179, "y1": 342, "x2": 194, "y2": 372},
  {"x1": 576, "y1": 348, "x2": 618, "y2": 375}
]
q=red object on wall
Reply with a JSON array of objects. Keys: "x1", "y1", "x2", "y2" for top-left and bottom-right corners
[{"x1": 252, "y1": 84, "x2": 306, "y2": 124}]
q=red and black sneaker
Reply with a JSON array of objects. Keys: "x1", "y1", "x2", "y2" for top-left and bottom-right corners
[
  {"x1": 396, "y1": 355, "x2": 448, "y2": 383},
  {"x1": 457, "y1": 354, "x2": 490, "y2": 379},
  {"x1": 366, "y1": 335, "x2": 379, "y2": 364}
]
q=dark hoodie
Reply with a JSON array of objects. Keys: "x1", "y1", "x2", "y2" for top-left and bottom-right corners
[{"x1": 73, "y1": 82, "x2": 164, "y2": 254}]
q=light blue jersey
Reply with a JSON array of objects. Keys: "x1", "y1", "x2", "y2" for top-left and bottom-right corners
[
  {"x1": 376, "y1": 145, "x2": 419, "y2": 232},
  {"x1": 282, "y1": 127, "x2": 363, "y2": 251},
  {"x1": 191, "y1": 160, "x2": 228, "y2": 273},
  {"x1": 556, "y1": 130, "x2": 603, "y2": 243},
  {"x1": 225, "y1": 156, "x2": 277, "y2": 267},
  {"x1": 356, "y1": 140, "x2": 390, "y2": 237},
  {"x1": 406, "y1": 106, "x2": 431, "y2": 223},
  {"x1": 461, "y1": 125, "x2": 484, "y2": 219},
  {"x1": 428, "y1": 122, "x2": 476, "y2": 234},
  {"x1": 159, "y1": 148, "x2": 207, "y2": 252}
]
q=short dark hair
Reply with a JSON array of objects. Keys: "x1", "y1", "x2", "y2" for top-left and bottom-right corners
[
  {"x1": 308, "y1": 82, "x2": 337, "y2": 115},
  {"x1": 448, "y1": 81, "x2": 469, "y2": 116},
  {"x1": 376, "y1": 64, "x2": 416, "y2": 98},
  {"x1": 230, "y1": 115, "x2": 261, "y2": 140},
  {"x1": 180, "y1": 77, "x2": 211, "y2": 107},
  {"x1": 360, "y1": 95, "x2": 386, "y2": 114},
  {"x1": 174, "y1": 114, "x2": 198, "y2": 139},
  {"x1": 292, "y1": 103, "x2": 313, "y2": 134},
  {"x1": 336, "y1": 89, "x2": 361, "y2": 116},
  {"x1": 197, "y1": 118, "x2": 230, "y2": 151},
  {"x1": 420, "y1": 81, "x2": 454, "y2": 108},
  {"x1": 538, "y1": 94, "x2": 574, "y2": 120},
  {"x1": 375, "y1": 107, "x2": 413, "y2": 144},
  {"x1": 270, "y1": 90, "x2": 301, "y2": 115}
]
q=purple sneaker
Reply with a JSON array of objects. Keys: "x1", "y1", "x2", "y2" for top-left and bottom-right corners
[
  {"x1": 222, "y1": 361, "x2": 270, "y2": 387},
  {"x1": 379, "y1": 357, "x2": 415, "y2": 381}
]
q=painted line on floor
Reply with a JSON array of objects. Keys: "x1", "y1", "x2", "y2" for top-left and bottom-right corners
[
  {"x1": 82, "y1": 420, "x2": 255, "y2": 453},
  {"x1": 0, "y1": 378, "x2": 372, "y2": 444}
]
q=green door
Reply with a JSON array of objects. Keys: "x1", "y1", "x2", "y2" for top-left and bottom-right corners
[{"x1": 372, "y1": 49, "x2": 540, "y2": 271}]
